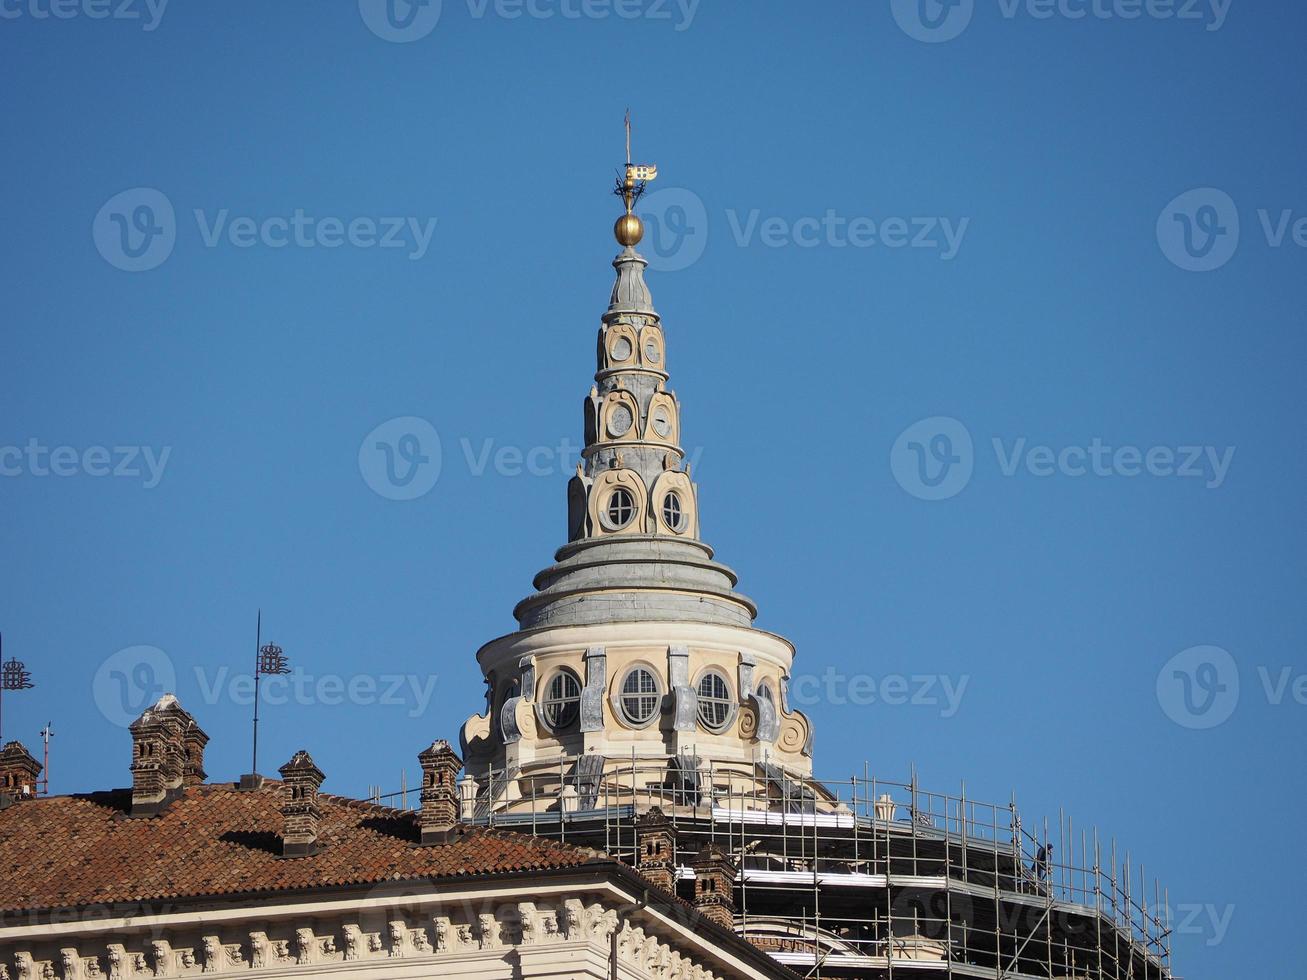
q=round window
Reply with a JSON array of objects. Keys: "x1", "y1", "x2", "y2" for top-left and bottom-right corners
[
  {"x1": 606, "y1": 487, "x2": 636, "y2": 528},
  {"x1": 610, "y1": 336, "x2": 633, "y2": 361},
  {"x1": 651, "y1": 406, "x2": 672, "y2": 438},
  {"x1": 697, "y1": 671, "x2": 734, "y2": 731},
  {"x1": 608, "y1": 404, "x2": 634, "y2": 437},
  {"x1": 644, "y1": 339, "x2": 662, "y2": 364},
  {"x1": 542, "y1": 670, "x2": 581, "y2": 730},
  {"x1": 662, "y1": 492, "x2": 685, "y2": 532},
  {"x1": 620, "y1": 667, "x2": 661, "y2": 726}
]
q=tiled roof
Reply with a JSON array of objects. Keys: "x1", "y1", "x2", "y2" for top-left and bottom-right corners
[{"x1": 0, "y1": 782, "x2": 597, "y2": 914}]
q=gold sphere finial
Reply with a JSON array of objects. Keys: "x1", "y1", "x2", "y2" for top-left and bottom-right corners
[{"x1": 615, "y1": 213, "x2": 644, "y2": 247}]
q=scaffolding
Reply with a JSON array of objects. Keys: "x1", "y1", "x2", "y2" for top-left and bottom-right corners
[{"x1": 372, "y1": 754, "x2": 1175, "y2": 980}]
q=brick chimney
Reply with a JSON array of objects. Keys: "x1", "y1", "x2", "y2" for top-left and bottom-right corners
[
  {"x1": 180, "y1": 720, "x2": 209, "y2": 787},
  {"x1": 278, "y1": 750, "x2": 325, "y2": 857},
  {"x1": 417, "y1": 740, "x2": 462, "y2": 844},
  {"x1": 692, "y1": 842, "x2": 737, "y2": 930},
  {"x1": 0, "y1": 741, "x2": 42, "y2": 805},
  {"x1": 635, "y1": 806, "x2": 677, "y2": 894},
  {"x1": 129, "y1": 694, "x2": 194, "y2": 817}
]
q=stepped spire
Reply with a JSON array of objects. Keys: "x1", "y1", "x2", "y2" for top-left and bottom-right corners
[{"x1": 510, "y1": 125, "x2": 756, "y2": 629}]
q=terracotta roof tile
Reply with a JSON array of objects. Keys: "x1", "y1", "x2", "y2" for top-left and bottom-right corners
[{"x1": 0, "y1": 783, "x2": 596, "y2": 914}]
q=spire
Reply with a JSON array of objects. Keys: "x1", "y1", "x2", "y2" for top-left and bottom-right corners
[
  {"x1": 510, "y1": 121, "x2": 756, "y2": 630},
  {"x1": 608, "y1": 247, "x2": 655, "y2": 317}
]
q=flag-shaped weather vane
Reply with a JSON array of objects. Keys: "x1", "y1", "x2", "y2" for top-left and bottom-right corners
[{"x1": 0, "y1": 633, "x2": 36, "y2": 743}]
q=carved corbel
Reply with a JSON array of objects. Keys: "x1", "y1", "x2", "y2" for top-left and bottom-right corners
[
  {"x1": 294, "y1": 930, "x2": 316, "y2": 966},
  {"x1": 496, "y1": 904, "x2": 525, "y2": 946},
  {"x1": 476, "y1": 913, "x2": 501, "y2": 949},
  {"x1": 386, "y1": 922, "x2": 407, "y2": 959},
  {"x1": 103, "y1": 947, "x2": 125, "y2": 980},
  {"x1": 247, "y1": 935, "x2": 268, "y2": 972},
  {"x1": 563, "y1": 899, "x2": 585, "y2": 940},
  {"x1": 340, "y1": 926, "x2": 363, "y2": 962},
  {"x1": 431, "y1": 917, "x2": 452, "y2": 952},
  {"x1": 147, "y1": 944, "x2": 171, "y2": 980},
  {"x1": 198, "y1": 939, "x2": 219, "y2": 975},
  {"x1": 59, "y1": 951, "x2": 80, "y2": 980}
]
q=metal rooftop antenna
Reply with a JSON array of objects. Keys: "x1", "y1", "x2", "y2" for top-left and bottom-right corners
[{"x1": 38, "y1": 722, "x2": 53, "y2": 796}]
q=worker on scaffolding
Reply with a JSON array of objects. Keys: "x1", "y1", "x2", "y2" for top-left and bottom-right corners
[{"x1": 1032, "y1": 843, "x2": 1053, "y2": 889}]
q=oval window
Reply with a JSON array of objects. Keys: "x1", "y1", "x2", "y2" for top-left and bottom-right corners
[
  {"x1": 620, "y1": 667, "x2": 660, "y2": 726},
  {"x1": 542, "y1": 670, "x2": 581, "y2": 730},
  {"x1": 607, "y1": 487, "x2": 636, "y2": 528},
  {"x1": 697, "y1": 671, "x2": 733, "y2": 732}
]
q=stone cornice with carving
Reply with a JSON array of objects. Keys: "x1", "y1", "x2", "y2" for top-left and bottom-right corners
[{"x1": 0, "y1": 897, "x2": 742, "y2": 980}]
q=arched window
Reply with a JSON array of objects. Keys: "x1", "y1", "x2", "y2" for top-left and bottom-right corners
[
  {"x1": 542, "y1": 669, "x2": 582, "y2": 730},
  {"x1": 607, "y1": 487, "x2": 636, "y2": 529},
  {"x1": 697, "y1": 671, "x2": 734, "y2": 732},
  {"x1": 620, "y1": 666, "x2": 661, "y2": 726},
  {"x1": 662, "y1": 492, "x2": 685, "y2": 532}
]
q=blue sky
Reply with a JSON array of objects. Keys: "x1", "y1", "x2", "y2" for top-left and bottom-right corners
[{"x1": 2, "y1": 2, "x2": 1303, "y2": 977}]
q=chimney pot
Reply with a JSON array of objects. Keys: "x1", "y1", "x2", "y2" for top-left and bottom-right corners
[
  {"x1": 417, "y1": 740, "x2": 462, "y2": 844},
  {"x1": 635, "y1": 806, "x2": 678, "y2": 894},
  {"x1": 0, "y1": 741, "x2": 42, "y2": 806},
  {"x1": 691, "y1": 842, "x2": 738, "y2": 930},
  {"x1": 278, "y1": 750, "x2": 325, "y2": 857},
  {"x1": 129, "y1": 695, "x2": 206, "y2": 817}
]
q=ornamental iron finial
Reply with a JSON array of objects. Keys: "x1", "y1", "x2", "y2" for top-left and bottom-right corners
[{"x1": 614, "y1": 109, "x2": 658, "y2": 247}]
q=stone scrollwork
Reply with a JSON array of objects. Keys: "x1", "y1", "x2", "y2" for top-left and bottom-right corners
[
  {"x1": 667, "y1": 646, "x2": 697, "y2": 733},
  {"x1": 500, "y1": 656, "x2": 537, "y2": 745}
]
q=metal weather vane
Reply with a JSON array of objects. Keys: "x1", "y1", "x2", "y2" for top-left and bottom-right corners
[
  {"x1": 0, "y1": 633, "x2": 36, "y2": 743},
  {"x1": 615, "y1": 108, "x2": 658, "y2": 215},
  {"x1": 250, "y1": 611, "x2": 291, "y2": 776}
]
